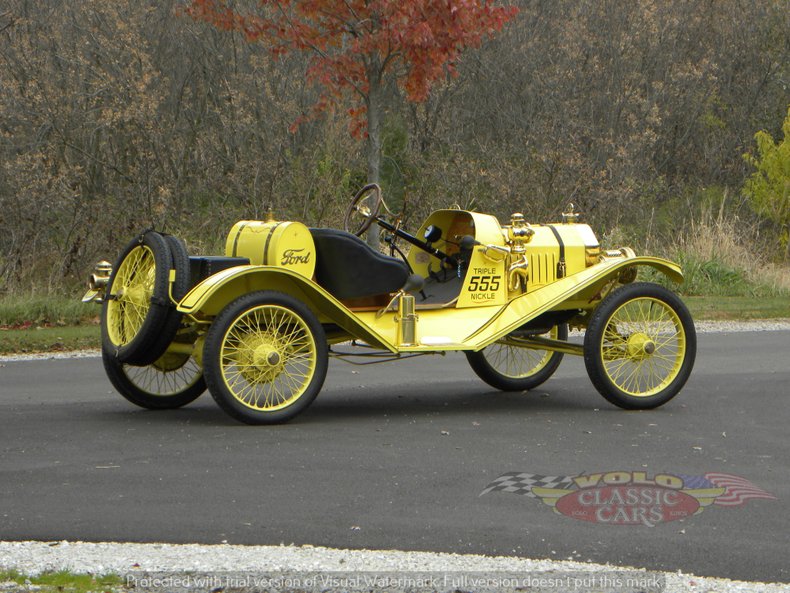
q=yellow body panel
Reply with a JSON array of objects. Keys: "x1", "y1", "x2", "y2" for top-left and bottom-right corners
[
  {"x1": 177, "y1": 254, "x2": 681, "y2": 354},
  {"x1": 406, "y1": 210, "x2": 477, "y2": 277},
  {"x1": 463, "y1": 256, "x2": 681, "y2": 350},
  {"x1": 523, "y1": 223, "x2": 599, "y2": 290},
  {"x1": 178, "y1": 266, "x2": 398, "y2": 352},
  {"x1": 407, "y1": 210, "x2": 509, "y2": 308},
  {"x1": 456, "y1": 252, "x2": 507, "y2": 308}
]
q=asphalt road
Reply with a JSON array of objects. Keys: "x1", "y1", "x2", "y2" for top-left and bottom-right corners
[{"x1": 1, "y1": 331, "x2": 788, "y2": 583}]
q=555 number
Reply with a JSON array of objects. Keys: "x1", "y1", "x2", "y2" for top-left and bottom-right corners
[{"x1": 468, "y1": 275, "x2": 500, "y2": 291}]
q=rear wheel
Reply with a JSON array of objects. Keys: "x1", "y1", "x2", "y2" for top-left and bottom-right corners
[
  {"x1": 203, "y1": 291, "x2": 328, "y2": 424},
  {"x1": 466, "y1": 324, "x2": 567, "y2": 391},
  {"x1": 103, "y1": 348, "x2": 205, "y2": 410},
  {"x1": 583, "y1": 282, "x2": 696, "y2": 409}
]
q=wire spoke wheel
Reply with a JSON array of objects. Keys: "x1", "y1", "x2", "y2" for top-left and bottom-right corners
[
  {"x1": 485, "y1": 326, "x2": 560, "y2": 378},
  {"x1": 584, "y1": 282, "x2": 696, "y2": 409},
  {"x1": 600, "y1": 298, "x2": 684, "y2": 395},
  {"x1": 106, "y1": 245, "x2": 156, "y2": 347},
  {"x1": 103, "y1": 348, "x2": 205, "y2": 410},
  {"x1": 466, "y1": 324, "x2": 567, "y2": 391},
  {"x1": 221, "y1": 306, "x2": 316, "y2": 411},
  {"x1": 101, "y1": 231, "x2": 185, "y2": 366},
  {"x1": 204, "y1": 291, "x2": 328, "y2": 424}
]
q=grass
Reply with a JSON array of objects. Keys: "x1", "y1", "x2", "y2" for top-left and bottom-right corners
[
  {"x1": 0, "y1": 293, "x2": 100, "y2": 354},
  {"x1": 0, "y1": 294, "x2": 97, "y2": 326},
  {"x1": 0, "y1": 569, "x2": 125, "y2": 593},
  {"x1": 661, "y1": 195, "x2": 790, "y2": 298},
  {"x1": 0, "y1": 324, "x2": 99, "y2": 354},
  {"x1": 682, "y1": 296, "x2": 790, "y2": 320}
]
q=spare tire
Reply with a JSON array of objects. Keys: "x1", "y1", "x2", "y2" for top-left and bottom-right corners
[
  {"x1": 101, "y1": 231, "x2": 181, "y2": 365},
  {"x1": 141, "y1": 234, "x2": 193, "y2": 364}
]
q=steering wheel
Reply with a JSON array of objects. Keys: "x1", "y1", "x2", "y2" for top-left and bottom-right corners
[{"x1": 344, "y1": 183, "x2": 383, "y2": 236}]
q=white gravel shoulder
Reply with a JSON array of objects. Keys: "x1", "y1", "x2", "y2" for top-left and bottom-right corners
[
  {"x1": 0, "y1": 348, "x2": 100, "y2": 363},
  {"x1": 693, "y1": 318, "x2": 790, "y2": 333},
  {"x1": 0, "y1": 541, "x2": 788, "y2": 592}
]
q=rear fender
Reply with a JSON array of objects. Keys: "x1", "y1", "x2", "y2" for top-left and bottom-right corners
[
  {"x1": 177, "y1": 266, "x2": 396, "y2": 352},
  {"x1": 465, "y1": 256, "x2": 682, "y2": 349}
]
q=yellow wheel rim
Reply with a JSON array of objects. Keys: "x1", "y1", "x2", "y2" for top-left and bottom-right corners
[
  {"x1": 124, "y1": 356, "x2": 202, "y2": 396},
  {"x1": 482, "y1": 326, "x2": 559, "y2": 379},
  {"x1": 600, "y1": 297, "x2": 686, "y2": 397},
  {"x1": 106, "y1": 245, "x2": 156, "y2": 347},
  {"x1": 219, "y1": 305, "x2": 317, "y2": 411}
]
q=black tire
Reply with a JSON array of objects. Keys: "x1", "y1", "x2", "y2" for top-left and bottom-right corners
[
  {"x1": 466, "y1": 324, "x2": 567, "y2": 391},
  {"x1": 203, "y1": 291, "x2": 329, "y2": 424},
  {"x1": 584, "y1": 282, "x2": 696, "y2": 409},
  {"x1": 101, "y1": 231, "x2": 173, "y2": 365},
  {"x1": 103, "y1": 347, "x2": 205, "y2": 410},
  {"x1": 142, "y1": 234, "x2": 192, "y2": 361}
]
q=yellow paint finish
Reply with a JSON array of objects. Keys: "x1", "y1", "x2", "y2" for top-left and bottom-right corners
[
  {"x1": 464, "y1": 256, "x2": 683, "y2": 350},
  {"x1": 225, "y1": 220, "x2": 315, "y2": 279},
  {"x1": 353, "y1": 304, "x2": 503, "y2": 350},
  {"x1": 406, "y1": 210, "x2": 503, "y2": 275},
  {"x1": 455, "y1": 212, "x2": 510, "y2": 307},
  {"x1": 456, "y1": 248, "x2": 507, "y2": 308},
  {"x1": 177, "y1": 266, "x2": 397, "y2": 352},
  {"x1": 177, "y1": 254, "x2": 681, "y2": 355},
  {"x1": 366, "y1": 257, "x2": 680, "y2": 352},
  {"x1": 523, "y1": 224, "x2": 599, "y2": 290}
]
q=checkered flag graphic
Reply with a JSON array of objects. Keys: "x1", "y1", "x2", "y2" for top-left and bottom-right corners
[{"x1": 480, "y1": 472, "x2": 579, "y2": 497}]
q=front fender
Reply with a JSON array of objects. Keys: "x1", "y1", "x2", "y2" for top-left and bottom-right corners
[
  {"x1": 465, "y1": 256, "x2": 683, "y2": 349},
  {"x1": 177, "y1": 266, "x2": 397, "y2": 352}
]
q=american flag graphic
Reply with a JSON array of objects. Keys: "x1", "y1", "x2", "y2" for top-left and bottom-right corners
[
  {"x1": 677, "y1": 473, "x2": 776, "y2": 507},
  {"x1": 480, "y1": 473, "x2": 578, "y2": 498}
]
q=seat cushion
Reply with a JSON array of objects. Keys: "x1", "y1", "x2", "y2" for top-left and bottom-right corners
[
  {"x1": 310, "y1": 228, "x2": 409, "y2": 300},
  {"x1": 189, "y1": 256, "x2": 250, "y2": 288}
]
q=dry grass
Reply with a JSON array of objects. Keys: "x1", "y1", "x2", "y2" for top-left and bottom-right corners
[{"x1": 658, "y1": 195, "x2": 790, "y2": 296}]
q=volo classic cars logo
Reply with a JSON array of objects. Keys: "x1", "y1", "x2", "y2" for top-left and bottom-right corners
[{"x1": 481, "y1": 471, "x2": 776, "y2": 527}]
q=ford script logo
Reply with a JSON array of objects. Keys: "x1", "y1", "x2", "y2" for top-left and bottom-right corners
[{"x1": 281, "y1": 248, "x2": 311, "y2": 265}]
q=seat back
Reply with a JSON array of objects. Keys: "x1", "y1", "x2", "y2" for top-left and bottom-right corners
[{"x1": 310, "y1": 228, "x2": 409, "y2": 300}]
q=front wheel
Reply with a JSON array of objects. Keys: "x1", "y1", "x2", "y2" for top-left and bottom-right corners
[
  {"x1": 203, "y1": 291, "x2": 328, "y2": 424},
  {"x1": 466, "y1": 324, "x2": 567, "y2": 391},
  {"x1": 583, "y1": 282, "x2": 696, "y2": 409}
]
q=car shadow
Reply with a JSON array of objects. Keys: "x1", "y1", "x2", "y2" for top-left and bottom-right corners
[
  {"x1": 90, "y1": 378, "x2": 620, "y2": 427},
  {"x1": 301, "y1": 380, "x2": 610, "y2": 424}
]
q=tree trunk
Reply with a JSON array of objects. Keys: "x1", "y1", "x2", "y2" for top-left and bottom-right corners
[{"x1": 365, "y1": 66, "x2": 383, "y2": 249}]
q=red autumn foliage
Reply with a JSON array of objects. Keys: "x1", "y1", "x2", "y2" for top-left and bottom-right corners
[{"x1": 186, "y1": 0, "x2": 518, "y2": 136}]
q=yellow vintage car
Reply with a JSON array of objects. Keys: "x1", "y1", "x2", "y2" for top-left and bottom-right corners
[{"x1": 83, "y1": 184, "x2": 696, "y2": 424}]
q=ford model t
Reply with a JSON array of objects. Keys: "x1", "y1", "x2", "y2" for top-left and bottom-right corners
[{"x1": 83, "y1": 185, "x2": 695, "y2": 424}]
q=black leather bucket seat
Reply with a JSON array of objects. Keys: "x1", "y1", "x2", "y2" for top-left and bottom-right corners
[{"x1": 310, "y1": 228, "x2": 409, "y2": 300}]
